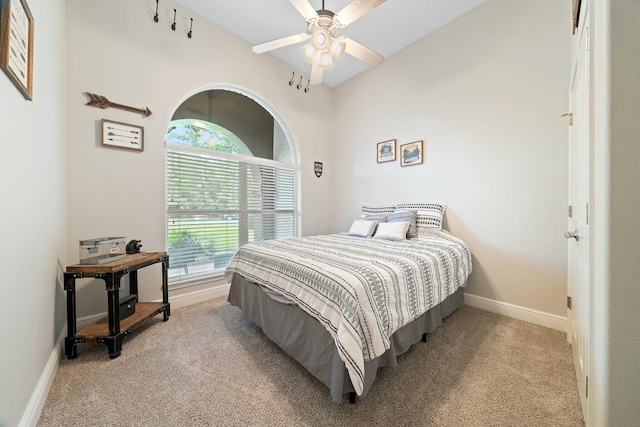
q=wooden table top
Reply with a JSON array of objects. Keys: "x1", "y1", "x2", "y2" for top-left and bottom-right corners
[{"x1": 66, "y1": 251, "x2": 168, "y2": 275}]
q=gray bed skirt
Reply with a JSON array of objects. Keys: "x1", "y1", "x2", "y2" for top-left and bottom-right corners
[{"x1": 227, "y1": 273, "x2": 465, "y2": 403}]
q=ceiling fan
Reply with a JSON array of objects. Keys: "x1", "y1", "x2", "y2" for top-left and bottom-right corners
[{"x1": 252, "y1": 0, "x2": 387, "y2": 85}]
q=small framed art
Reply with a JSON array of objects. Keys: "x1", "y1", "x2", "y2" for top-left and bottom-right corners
[
  {"x1": 0, "y1": 0, "x2": 35, "y2": 100},
  {"x1": 377, "y1": 139, "x2": 396, "y2": 163},
  {"x1": 572, "y1": 0, "x2": 582, "y2": 33},
  {"x1": 400, "y1": 140, "x2": 423, "y2": 167},
  {"x1": 101, "y1": 119, "x2": 144, "y2": 152}
]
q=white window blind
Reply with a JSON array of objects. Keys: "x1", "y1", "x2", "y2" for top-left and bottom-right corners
[{"x1": 167, "y1": 144, "x2": 300, "y2": 282}]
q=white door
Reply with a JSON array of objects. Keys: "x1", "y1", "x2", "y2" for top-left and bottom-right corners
[{"x1": 566, "y1": 1, "x2": 590, "y2": 423}]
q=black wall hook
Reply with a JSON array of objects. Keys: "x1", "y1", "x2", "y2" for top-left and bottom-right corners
[
  {"x1": 288, "y1": 72, "x2": 309, "y2": 93},
  {"x1": 187, "y1": 18, "x2": 194, "y2": 38},
  {"x1": 171, "y1": 9, "x2": 176, "y2": 31},
  {"x1": 153, "y1": 0, "x2": 159, "y2": 22}
]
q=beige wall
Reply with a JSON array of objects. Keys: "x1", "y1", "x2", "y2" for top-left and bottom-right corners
[
  {"x1": 0, "y1": 0, "x2": 67, "y2": 425},
  {"x1": 65, "y1": 0, "x2": 336, "y2": 317},
  {"x1": 592, "y1": 0, "x2": 640, "y2": 424},
  {"x1": 331, "y1": 0, "x2": 571, "y2": 316}
]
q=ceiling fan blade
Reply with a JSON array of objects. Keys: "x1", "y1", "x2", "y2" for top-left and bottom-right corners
[
  {"x1": 310, "y1": 55, "x2": 324, "y2": 85},
  {"x1": 344, "y1": 38, "x2": 384, "y2": 67},
  {"x1": 334, "y1": 0, "x2": 387, "y2": 27},
  {"x1": 289, "y1": 0, "x2": 318, "y2": 21},
  {"x1": 252, "y1": 33, "x2": 309, "y2": 54}
]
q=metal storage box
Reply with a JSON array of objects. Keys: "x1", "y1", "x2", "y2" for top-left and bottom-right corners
[
  {"x1": 119, "y1": 294, "x2": 136, "y2": 320},
  {"x1": 79, "y1": 237, "x2": 126, "y2": 264}
]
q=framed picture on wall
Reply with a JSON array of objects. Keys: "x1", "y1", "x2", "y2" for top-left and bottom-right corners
[
  {"x1": 377, "y1": 139, "x2": 397, "y2": 163},
  {"x1": 101, "y1": 119, "x2": 144, "y2": 152},
  {"x1": 400, "y1": 140, "x2": 424, "y2": 167},
  {"x1": 572, "y1": 0, "x2": 582, "y2": 33},
  {"x1": 0, "y1": 0, "x2": 35, "y2": 100}
]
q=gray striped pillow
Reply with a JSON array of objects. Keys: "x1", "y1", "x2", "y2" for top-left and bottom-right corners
[
  {"x1": 362, "y1": 213, "x2": 389, "y2": 222},
  {"x1": 360, "y1": 203, "x2": 395, "y2": 219},
  {"x1": 395, "y1": 203, "x2": 446, "y2": 232},
  {"x1": 387, "y1": 210, "x2": 418, "y2": 238}
]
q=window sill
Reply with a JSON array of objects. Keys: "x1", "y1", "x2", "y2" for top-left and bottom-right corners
[{"x1": 169, "y1": 270, "x2": 226, "y2": 291}]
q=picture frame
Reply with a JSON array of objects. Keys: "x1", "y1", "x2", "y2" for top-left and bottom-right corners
[
  {"x1": 376, "y1": 139, "x2": 396, "y2": 163},
  {"x1": 101, "y1": 119, "x2": 144, "y2": 152},
  {"x1": 400, "y1": 140, "x2": 424, "y2": 167},
  {"x1": 0, "y1": 0, "x2": 34, "y2": 100},
  {"x1": 572, "y1": 0, "x2": 582, "y2": 33}
]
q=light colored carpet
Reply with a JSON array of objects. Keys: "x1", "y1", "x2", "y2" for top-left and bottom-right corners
[{"x1": 38, "y1": 298, "x2": 584, "y2": 426}]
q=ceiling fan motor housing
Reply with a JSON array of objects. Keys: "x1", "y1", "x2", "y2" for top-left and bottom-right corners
[{"x1": 308, "y1": 9, "x2": 339, "y2": 37}]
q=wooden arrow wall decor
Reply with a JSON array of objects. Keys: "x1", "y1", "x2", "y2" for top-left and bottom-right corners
[{"x1": 85, "y1": 92, "x2": 153, "y2": 118}]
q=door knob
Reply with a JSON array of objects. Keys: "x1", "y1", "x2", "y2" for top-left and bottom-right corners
[
  {"x1": 565, "y1": 229, "x2": 580, "y2": 241},
  {"x1": 561, "y1": 112, "x2": 574, "y2": 126}
]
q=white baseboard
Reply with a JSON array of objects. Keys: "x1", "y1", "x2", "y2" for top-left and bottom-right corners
[
  {"x1": 25, "y1": 283, "x2": 231, "y2": 426},
  {"x1": 464, "y1": 293, "x2": 566, "y2": 332},
  {"x1": 167, "y1": 284, "x2": 230, "y2": 309},
  {"x1": 77, "y1": 312, "x2": 107, "y2": 329},
  {"x1": 171, "y1": 287, "x2": 567, "y2": 333},
  {"x1": 19, "y1": 328, "x2": 66, "y2": 427},
  {"x1": 76, "y1": 284, "x2": 231, "y2": 328}
]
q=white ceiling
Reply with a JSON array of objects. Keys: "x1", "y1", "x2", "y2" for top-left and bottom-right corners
[{"x1": 174, "y1": 0, "x2": 488, "y2": 87}]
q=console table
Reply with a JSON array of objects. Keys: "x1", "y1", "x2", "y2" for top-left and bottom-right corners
[{"x1": 64, "y1": 251, "x2": 170, "y2": 359}]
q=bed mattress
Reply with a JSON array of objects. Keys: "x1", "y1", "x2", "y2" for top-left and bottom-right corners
[
  {"x1": 228, "y1": 274, "x2": 465, "y2": 401},
  {"x1": 225, "y1": 231, "x2": 472, "y2": 396}
]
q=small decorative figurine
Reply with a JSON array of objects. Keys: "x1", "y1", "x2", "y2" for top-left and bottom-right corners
[{"x1": 126, "y1": 239, "x2": 143, "y2": 254}]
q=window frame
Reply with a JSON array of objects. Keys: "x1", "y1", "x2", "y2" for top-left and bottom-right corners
[{"x1": 164, "y1": 86, "x2": 300, "y2": 289}]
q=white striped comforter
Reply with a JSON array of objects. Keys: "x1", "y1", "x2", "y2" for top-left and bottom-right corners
[{"x1": 224, "y1": 230, "x2": 472, "y2": 396}]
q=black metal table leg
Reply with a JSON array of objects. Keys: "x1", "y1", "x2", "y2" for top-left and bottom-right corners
[
  {"x1": 64, "y1": 272, "x2": 82, "y2": 359},
  {"x1": 96, "y1": 269, "x2": 128, "y2": 357},
  {"x1": 98, "y1": 333, "x2": 128, "y2": 359},
  {"x1": 161, "y1": 255, "x2": 170, "y2": 321},
  {"x1": 130, "y1": 270, "x2": 138, "y2": 302}
]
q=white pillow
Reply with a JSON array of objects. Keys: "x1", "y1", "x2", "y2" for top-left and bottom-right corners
[
  {"x1": 373, "y1": 221, "x2": 410, "y2": 241},
  {"x1": 348, "y1": 220, "x2": 378, "y2": 237}
]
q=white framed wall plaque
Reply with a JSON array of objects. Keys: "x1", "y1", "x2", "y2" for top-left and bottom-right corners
[{"x1": 101, "y1": 119, "x2": 144, "y2": 152}]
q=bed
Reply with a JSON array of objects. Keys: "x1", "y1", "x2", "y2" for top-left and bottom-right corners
[{"x1": 225, "y1": 203, "x2": 472, "y2": 402}]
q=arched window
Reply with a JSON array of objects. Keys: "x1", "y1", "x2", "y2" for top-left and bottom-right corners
[{"x1": 166, "y1": 88, "x2": 300, "y2": 283}]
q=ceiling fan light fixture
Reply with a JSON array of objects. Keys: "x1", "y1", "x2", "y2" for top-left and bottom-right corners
[
  {"x1": 329, "y1": 37, "x2": 346, "y2": 59},
  {"x1": 319, "y1": 51, "x2": 334, "y2": 68},
  {"x1": 311, "y1": 27, "x2": 330, "y2": 50},
  {"x1": 301, "y1": 44, "x2": 317, "y2": 63}
]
